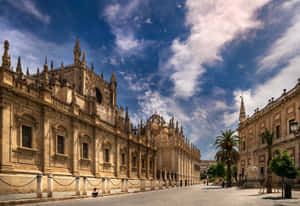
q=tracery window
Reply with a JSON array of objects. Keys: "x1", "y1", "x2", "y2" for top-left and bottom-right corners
[
  {"x1": 105, "y1": 148, "x2": 110, "y2": 163},
  {"x1": 95, "y1": 88, "x2": 102, "y2": 104},
  {"x1": 121, "y1": 153, "x2": 125, "y2": 165},
  {"x1": 83, "y1": 143, "x2": 88, "y2": 159},
  {"x1": 57, "y1": 135, "x2": 64, "y2": 154}
]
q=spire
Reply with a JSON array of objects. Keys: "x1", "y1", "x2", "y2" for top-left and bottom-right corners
[
  {"x1": 44, "y1": 56, "x2": 48, "y2": 72},
  {"x1": 2, "y1": 40, "x2": 11, "y2": 69},
  {"x1": 81, "y1": 51, "x2": 86, "y2": 67},
  {"x1": 26, "y1": 67, "x2": 29, "y2": 75},
  {"x1": 73, "y1": 36, "x2": 81, "y2": 66},
  {"x1": 239, "y1": 96, "x2": 246, "y2": 122},
  {"x1": 60, "y1": 62, "x2": 64, "y2": 82},
  {"x1": 101, "y1": 72, "x2": 104, "y2": 78},
  {"x1": 16, "y1": 56, "x2": 22, "y2": 73},
  {"x1": 51, "y1": 60, "x2": 53, "y2": 71},
  {"x1": 37, "y1": 67, "x2": 40, "y2": 75},
  {"x1": 91, "y1": 63, "x2": 94, "y2": 72},
  {"x1": 110, "y1": 70, "x2": 116, "y2": 83}
]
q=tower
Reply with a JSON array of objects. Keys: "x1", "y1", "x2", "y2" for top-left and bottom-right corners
[{"x1": 239, "y1": 96, "x2": 246, "y2": 122}]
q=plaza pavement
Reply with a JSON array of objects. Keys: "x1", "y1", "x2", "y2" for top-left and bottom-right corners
[{"x1": 21, "y1": 184, "x2": 300, "y2": 206}]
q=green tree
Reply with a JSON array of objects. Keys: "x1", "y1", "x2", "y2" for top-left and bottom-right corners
[
  {"x1": 215, "y1": 129, "x2": 239, "y2": 187},
  {"x1": 216, "y1": 162, "x2": 226, "y2": 178},
  {"x1": 269, "y1": 149, "x2": 299, "y2": 199},
  {"x1": 259, "y1": 128, "x2": 274, "y2": 193},
  {"x1": 207, "y1": 165, "x2": 217, "y2": 178}
]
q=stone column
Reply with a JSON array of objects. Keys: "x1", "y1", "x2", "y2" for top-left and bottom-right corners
[
  {"x1": 83, "y1": 177, "x2": 87, "y2": 195},
  {"x1": 93, "y1": 127, "x2": 99, "y2": 176},
  {"x1": 138, "y1": 147, "x2": 142, "y2": 178},
  {"x1": 153, "y1": 155, "x2": 157, "y2": 180},
  {"x1": 42, "y1": 107, "x2": 50, "y2": 174},
  {"x1": 37, "y1": 174, "x2": 43, "y2": 198},
  {"x1": 0, "y1": 102, "x2": 12, "y2": 170},
  {"x1": 115, "y1": 137, "x2": 120, "y2": 177},
  {"x1": 102, "y1": 178, "x2": 106, "y2": 195},
  {"x1": 76, "y1": 176, "x2": 80, "y2": 195},
  {"x1": 72, "y1": 120, "x2": 79, "y2": 176},
  {"x1": 128, "y1": 146, "x2": 132, "y2": 178},
  {"x1": 146, "y1": 151, "x2": 150, "y2": 178},
  {"x1": 47, "y1": 174, "x2": 53, "y2": 197}
]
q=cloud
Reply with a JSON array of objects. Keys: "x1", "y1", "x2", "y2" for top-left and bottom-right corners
[
  {"x1": 0, "y1": 18, "x2": 97, "y2": 74},
  {"x1": 5, "y1": 0, "x2": 51, "y2": 24},
  {"x1": 165, "y1": 0, "x2": 270, "y2": 98},
  {"x1": 258, "y1": 4, "x2": 300, "y2": 73},
  {"x1": 145, "y1": 18, "x2": 152, "y2": 24},
  {"x1": 103, "y1": 0, "x2": 149, "y2": 56}
]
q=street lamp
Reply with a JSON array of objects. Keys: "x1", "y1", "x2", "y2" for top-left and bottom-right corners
[{"x1": 290, "y1": 121, "x2": 299, "y2": 134}]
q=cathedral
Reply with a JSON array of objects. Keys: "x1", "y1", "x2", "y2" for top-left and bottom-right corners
[{"x1": 0, "y1": 38, "x2": 201, "y2": 195}]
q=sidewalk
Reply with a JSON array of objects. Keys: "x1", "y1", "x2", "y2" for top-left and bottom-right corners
[{"x1": 0, "y1": 186, "x2": 170, "y2": 205}]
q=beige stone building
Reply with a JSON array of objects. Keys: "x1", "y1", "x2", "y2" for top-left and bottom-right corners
[
  {"x1": 199, "y1": 160, "x2": 217, "y2": 175},
  {"x1": 237, "y1": 82, "x2": 300, "y2": 185},
  {"x1": 0, "y1": 38, "x2": 201, "y2": 195}
]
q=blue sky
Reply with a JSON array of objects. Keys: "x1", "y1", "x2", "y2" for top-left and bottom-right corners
[{"x1": 1, "y1": 0, "x2": 300, "y2": 160}]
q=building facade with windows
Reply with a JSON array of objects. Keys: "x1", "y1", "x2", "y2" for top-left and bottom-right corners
[
  {"x1": 237, "y1": 82, "x2": 300, "y2": 185},
  {"x1": 0, "y1": 39, "x2": 201, "y2": 195}
]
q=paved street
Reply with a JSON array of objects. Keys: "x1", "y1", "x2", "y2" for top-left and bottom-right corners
[{"x1": 25, "y1": 185, "x2": 300, "y2": 206}]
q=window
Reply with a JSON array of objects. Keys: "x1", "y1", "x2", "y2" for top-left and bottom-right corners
[
  {"x1": 57, "y1": 135, "x2": 64, "y2": 154},
  {"x1": 260, "y1": 167, "x2": 264, "y2": 176},
  {"x1": 105, "y1": 149, "x2": 110, "y2": 163},
  {"x1": 289, "y1": 119, "x2": 295, "y2": 134},
  {"x1": 241, "y1": 168, "x2": 245, "y2": 177},
  {"x1": 142, "y1": 159, "x2": 145, "y2": 168},
  {"x1": 22, "y1": 125, "x2": 32, "y2": 148},
  {"x1": 261, "y1": 136, "x2": 265, "y2": 144},
  {"x1": 132, "y1": 156, "x2": 136, "y2": 167},
  {"x1": 276, "y1": 125, "x2": 280, "y2": 139},
  {"x1": 83, "y1": 143, "x2": 88, "y2": 159},
  {"x1": 242, "y1": 141, "x2": 246, "y2": 151},
  {"x1": 95, "y1": 88, "x2": 102, "y2": 104},
  {"x1": 150, "y1": 160, "x2": 153, "y2": 169},
  {"x1": 121, "y1": 153, "x2": 125, "y2": 165}
]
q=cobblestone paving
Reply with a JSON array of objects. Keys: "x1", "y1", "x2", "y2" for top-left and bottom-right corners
[{"x1": 25, "y1": 185, "x2": 300, "y2": 206}]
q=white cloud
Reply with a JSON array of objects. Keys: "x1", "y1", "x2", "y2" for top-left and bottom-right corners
[
  {"x1": 165, "y1": 0, "x2": 270, "y2": 98},
  {"x1": 0, "y1": 18, "x2": 95, "y2": 74},
  {"x1": 227, "y1": 4, "x2": 300, "y2": 124},
  {"x1": 103, "y1": 0, "x2": 147, "y2": 55},
  {"x1": 258, "y1": 10, "x2": 300, "y2": 73},
  {"x1": 145, "y1": 18, "x2": 152, "y2": 24},
  {"x1": 5, "y1": 0, "x2": 51, "y2": 24}
]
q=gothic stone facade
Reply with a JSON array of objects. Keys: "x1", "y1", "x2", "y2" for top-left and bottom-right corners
[
  {"x1": 237, "y1": 81, "x2": 300, "y2": 185},
  {"x1": 0, "y1": 39, "x2": 201, "y2": 195}
]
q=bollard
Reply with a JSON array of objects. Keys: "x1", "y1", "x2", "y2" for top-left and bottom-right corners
[
  {"x1": 83, "y1": 177, "x2": 87, "y2": 195},
  {"x1": 151, "y1": 179, "x2": 155, "y2": 190},
  {"x1": 125, "y1": 179, "x2": 128, "y2": 192},
  {"x1": 102, "y1": 178, "x2": 106, "y2": 195},
  {"x1": 107, "y1": 178, "x2": 111, "y2": 194},
  {"x1": 47, "y1": 174, "x2": 53, "y2": 197},
  {"x1": 37, "y1": 174, "x2": 43, "y2": 198},
  {"x1": 121, "y1": 179, "x2": 125, "y2": 192},
  {"x1": 76, "y1": 176, "x2": 80, "y2": 196},
  {"x1": 140, "y1": 179, "x2": 145, "y2": 191}
]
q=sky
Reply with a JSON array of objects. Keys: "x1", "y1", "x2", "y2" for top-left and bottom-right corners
[{"x1": 1, "y1": 0, "x2": 300, "y2": 160}]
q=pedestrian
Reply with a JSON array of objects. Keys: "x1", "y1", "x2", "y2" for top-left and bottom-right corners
[
  {"x1": 222, "y1": 180, "x2": 225, "y2": 188},
  {"x1": 92, "y1": 188, "x2": 98, "y2": 197}
]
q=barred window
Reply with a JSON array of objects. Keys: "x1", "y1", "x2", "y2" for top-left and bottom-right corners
[
  {"x1": 121, "y1": 153, "x2": 125, "y2": 165},
  {"x1": 276, "y1": 125, "x2": 280, "y2": 139},
  {"x1": 57, "y1": 135, "x2": 64, "y2": 154},
  {"x1": 142, "y1": 159, "x2": 145, "y2": 168},
  {"x1": 150, "y1": 160, "x2": 153, "y2": 169},
  {"x1": 83, "y1": 143, "x2": 88, "y2": 159},
  {"x1": 22, "y1": 125, "x2": 32, "y2": 148},
  {"x1": 132, "y1": 156, "x2": 136, "y2": 167},
  {"x1": 105, "y1": 149, "x2": 110, "y2": 163}
]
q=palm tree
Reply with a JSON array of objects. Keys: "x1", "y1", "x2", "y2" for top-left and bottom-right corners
[
  {"x1": 215, "y1": 129, "x2": 239, "y2": 187},
  {"x1": 259, "y1": 128, "x2": 274, "y2": 193}
]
